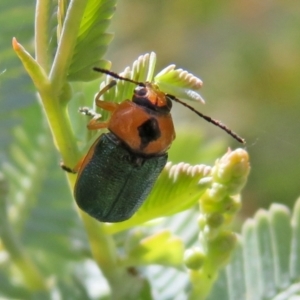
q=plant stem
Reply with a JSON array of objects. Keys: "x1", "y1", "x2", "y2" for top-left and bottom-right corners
[
  {"x1": 35, "y1": 0, "x2": 51, "y2": 71},
  {"x1": 70, "y1": 178, "x2": 144, "y2": 299},
  {"x1": 80, "y1": 212, "x2": 119, "y2": 278},
  {"x1": 189, "y1": 268, "x2": 217, "y2": 300},
  {"x1": 49, "y1": 0, "x2": 88, "y2": 92},
  {"x1": 34, "y1": 0, "x2": 130, "y2": 289},
  {"x1": 13, "y1": 38, "x2": 80, "y2": 167},
  {"x1": 39, "y1": 90, "x2": 80, "y2": 166}
]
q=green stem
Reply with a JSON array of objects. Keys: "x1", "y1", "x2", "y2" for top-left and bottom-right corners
[
  {"x1": 38, "y1": 89, "x2": 80, "y2": 166},
  {"x1": 35, "y1": 0, "x2": 87, "y2": 165},
  {"x1": 80, "y1": 213, "x2": 119, "y2": 279},
  {"x1": 74, "y1": 180, "x2": 144, "y2": 299},
  {"x1": 81, "y1": 217, "x2": 144, "y2": 299},
  {"x1": 189, "y1": 268, "x2": 217, "y2": 300},
  {"x1": 18, "y1": 0, "x2": 124, "y2": 285},
  {"x1": 35, "y1": 0, "x2": 51, "y2": 71},
  {"x1": 49, "y1": 0, "x2": 88, "y2": 92},
  {"x1": 42, "y1": 0, "x2": 139, "y2": 289},
  {"x1": 13, "y1": 38, "x2": 80, "y2": 166}
]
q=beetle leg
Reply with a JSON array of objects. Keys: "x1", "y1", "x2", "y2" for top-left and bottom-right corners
[
  {"x1": 60, "y1": 156, "x2": 85, "y2": 174},
  {"x1": 95, "y1": 80, "x2": 119, "y2": 112},
  {"x1": 95, "y1": 99, "x2": 118, "y2": 112},
  {"x1": 79, "y1": 106, "x2": 110, "y2": 130},
  {"x1": 60, "y1": 163, "x2": 76, "y2": 174},
  {"x1": 79, "y1": 107, "x2": 99, "y2": 118},
  {"x1": 78, "y1": 107, "x2": 106, "y2": 130},
  {"x1": 83, "y1": 79, "x2": 120, "y2": 129}
]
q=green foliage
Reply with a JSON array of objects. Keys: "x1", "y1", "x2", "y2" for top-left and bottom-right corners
[
  {"x1": 208, "y1": 199, "x2": 300, "y2": 300},
  {"x1": 66, "y1": 0, "x2": 115, "y2": 81},
  {"x1": 1, "y1": 0, "x2": 298, "y2": 299}
]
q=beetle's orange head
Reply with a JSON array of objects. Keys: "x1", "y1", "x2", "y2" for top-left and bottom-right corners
[{"x1": 132, "y1": 83, "x2": 172, "y2": 113}]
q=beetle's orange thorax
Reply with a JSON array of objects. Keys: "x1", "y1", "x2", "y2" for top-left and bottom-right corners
[{"x1": 107, "y1": 83, "x2": 176, "y2": 156}]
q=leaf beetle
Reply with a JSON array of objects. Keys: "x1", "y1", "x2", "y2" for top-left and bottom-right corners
[{"x1": 62, "y1": 68, "x2": 244, "y2": 223}]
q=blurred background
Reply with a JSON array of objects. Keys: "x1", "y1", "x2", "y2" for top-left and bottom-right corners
[
  {"x1": 1, "y1": 0, "x2": 300, "y2": 225},
  {"x1": 108, "y1": 0, "x2": 300, "y2": 218}
]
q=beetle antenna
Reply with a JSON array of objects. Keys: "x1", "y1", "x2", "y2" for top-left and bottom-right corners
[
  {"x1": 167, "y1": 94, "x2": 245, "y2": 144},
  {"x1": 93, "y1": 67, "x2": 144, "y2": 86}
]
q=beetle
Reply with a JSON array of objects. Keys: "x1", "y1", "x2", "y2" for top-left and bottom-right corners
[{"x1": 62, "y1": 68, "x2": 244, "y2": 223}]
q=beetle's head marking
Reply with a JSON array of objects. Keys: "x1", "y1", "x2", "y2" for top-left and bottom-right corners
[{"x1": 132, "y1": 83, "x2": 172, "y2": 113}]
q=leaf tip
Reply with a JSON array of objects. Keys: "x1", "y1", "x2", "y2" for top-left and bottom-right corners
[{"x1": 12, "y1": 37, "x2": 20, "y2": 51}]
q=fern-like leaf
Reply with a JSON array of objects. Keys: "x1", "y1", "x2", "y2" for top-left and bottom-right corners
[
  {"x1": 105, "y1": 162, "x2": 211, "y2": 234},
  {"x1": 67, "y1": 0, "x2": 116, "y2": 81},
  {"x1": 207, "y1": 199, "x2": 300, "y2": 300}
]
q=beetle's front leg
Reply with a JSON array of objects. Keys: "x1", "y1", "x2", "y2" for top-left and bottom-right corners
[
  {"x1": 60, "y1": 156, "x2": 84, "y2": 174},
  {"x1": 60, "y1": 163, "x2": 77, "y2": 174},
  {"x1": 81, "y1": 80, "x2": 120, "y2": 130},
  {"x1": 78, "y1": 107, "x2": 107, "y2": 130}
]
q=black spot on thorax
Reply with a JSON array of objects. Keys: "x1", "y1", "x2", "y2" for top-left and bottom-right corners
[{"x1": 137, "y1": 117, "x2": 161, "y2": 150}]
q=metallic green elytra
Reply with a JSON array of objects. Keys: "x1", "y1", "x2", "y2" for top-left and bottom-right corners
[{"x1": 75, "y1": 133, "x2": 168, "y2": 222}]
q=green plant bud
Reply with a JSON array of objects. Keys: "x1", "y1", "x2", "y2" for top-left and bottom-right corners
[
  {"x1": 207, "y1": 231, "x2": 237, "y2": 267},
  {"x1": 198, "y1": 177, "x2": 212, "y2": 188},
  {"x1": 203, "y1": 225, "x2": 220, "y2": 241},
  {"x1": 207, "y1": 183, "x2": 228, "y2": 202},
  {"x1": 206, "y1": 213, "x2": 224, "y2": 228},
  {"x1": 197, "y1": 215, "x2": 207, "y2": 230},
  {"x1": 212, "y1": 149, "x2": 250, "y2": 195},
  {"x1": 184, "y1": 247, "x2": 205, "y2": 270},
  {"x1": 223, "y1": 195, "x2": 242, "y2": 216},
  {"x1": 200, "y1": 191, "x2": 223, "y2": 214},
  {"x1": 203, "y1": 195, "x2": 241, "y2": 217}
]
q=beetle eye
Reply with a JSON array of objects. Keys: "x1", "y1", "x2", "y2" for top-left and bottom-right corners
[
  {"x1": 134, "y1": 86, "x2": 147, "y2": 97},
  {"x1": 166, "y1": 97, "x2": 172, "y2": 110}
]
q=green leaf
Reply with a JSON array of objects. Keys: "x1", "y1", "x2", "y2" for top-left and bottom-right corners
[
  {"x1": 99, "y1": 52, "x2": 158, "y2": 106},
  {"x1": 12, "y1": 38, "x2": 50, "y2": 93},
  {"x1": 67, "y1": 0, "x2": 116, "y2": 81},
  {"x1": 207, "y1": 199, "x2": 300, "y2": 300},
  {"x1": 123, "y1": 230, "x2": 184, "y2": 267},
  {"x1": 104, "y1": 161, "x2": 212, "y2": 234},
  {"x1": 129, "y1": 209, "x2": 199, "y2": 299},
  {"x1": 155, "y1": 64, "x2": 204, "y2": 102},
  {"x1": 96, "y1": 51, "x2": 204, "y2": 102}
]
